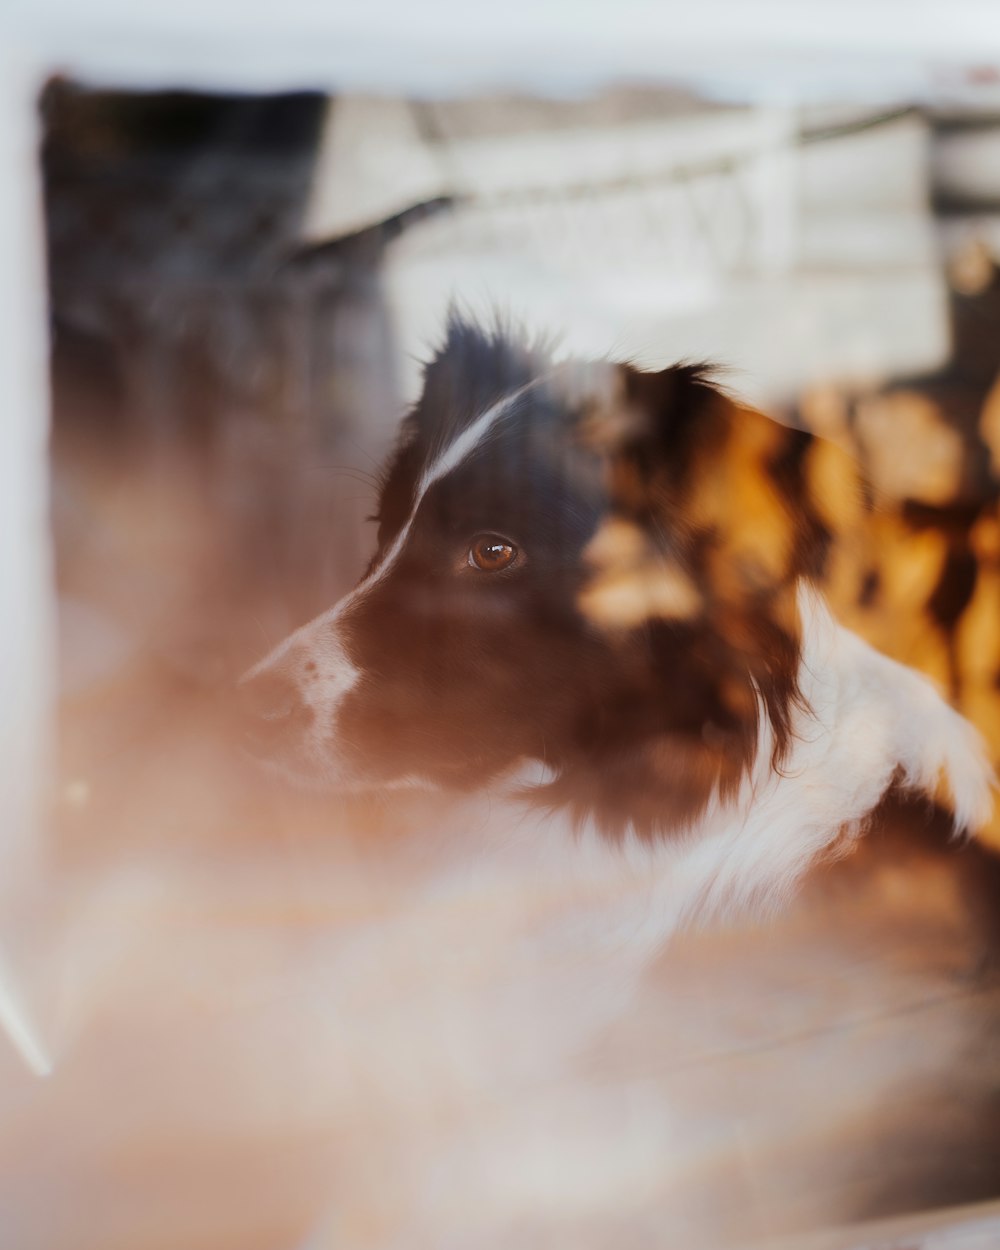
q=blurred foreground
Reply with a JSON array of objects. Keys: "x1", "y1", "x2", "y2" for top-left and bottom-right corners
[{"x1": 12, "y1": 584, "x2": 1000, "y2": 1247}]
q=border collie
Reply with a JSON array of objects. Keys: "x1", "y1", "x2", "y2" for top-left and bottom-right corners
[{"x1": 240, "y1": 316, "x2": 995, "y2": 920}]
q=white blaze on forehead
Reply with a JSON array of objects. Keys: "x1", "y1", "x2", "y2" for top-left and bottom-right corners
[
  {"x1": 245, "y1": 378, "x2": 544, "y2": 719},
  {"x1": 343, "y1": 376, "x2": 543, "y2": 603}
]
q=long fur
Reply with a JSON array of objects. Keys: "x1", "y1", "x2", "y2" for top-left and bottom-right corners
[{"x1": 241, "y1": 317, "x2": 996, "y2": 922}]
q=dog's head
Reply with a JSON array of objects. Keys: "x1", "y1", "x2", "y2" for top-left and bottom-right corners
[{"x1": 241, "y1": 317, "x2": 845, "y2": 835}]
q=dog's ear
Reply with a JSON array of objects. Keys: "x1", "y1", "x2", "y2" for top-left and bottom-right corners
[
  {"x1": 410, "y1": 314, "x2": 549, "y2": 456},
  {"x1": 578, "y1": 364, "x2": 845, "y2": 613},
  {"x1": 574, "y1": 363, "x2": 863, "y2": 778}
]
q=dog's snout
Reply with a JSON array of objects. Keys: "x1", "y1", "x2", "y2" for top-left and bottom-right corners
[{"x1": 238, "y1": 662, "x2": 313, "y2": 748}]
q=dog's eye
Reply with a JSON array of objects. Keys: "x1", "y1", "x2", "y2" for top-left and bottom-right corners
[{"x1": 468, "y1": 535, "x2": 519, "y2": 572}]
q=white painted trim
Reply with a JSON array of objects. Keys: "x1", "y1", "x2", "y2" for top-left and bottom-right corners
[
  {"x1": 0, "y1": 46, "x2": 56, "y2": 1075},
  {"x1": 5, "y1": 3, "x2": 1000, "y2": 97}
]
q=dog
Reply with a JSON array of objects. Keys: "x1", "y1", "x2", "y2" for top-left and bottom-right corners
[{"x1": 240, "y1": 315, "x2": 995, "y2": 921}]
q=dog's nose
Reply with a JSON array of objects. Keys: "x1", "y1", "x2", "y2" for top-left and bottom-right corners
[{"x1": 238, "y1": 664, "x2": 312, "y2": 746}]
